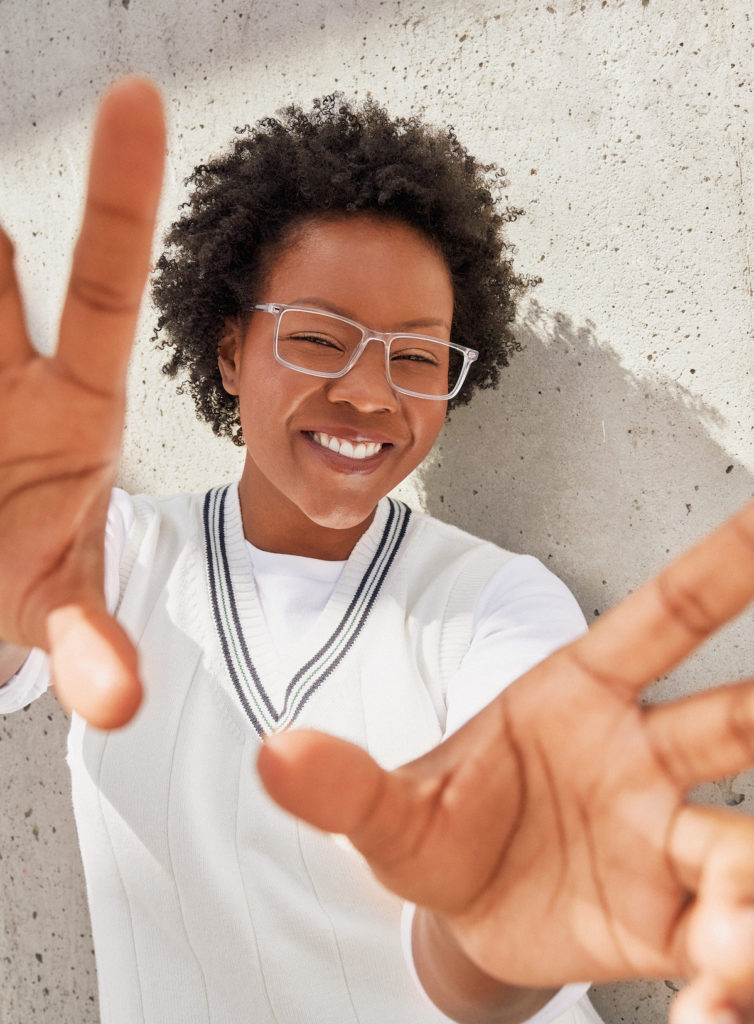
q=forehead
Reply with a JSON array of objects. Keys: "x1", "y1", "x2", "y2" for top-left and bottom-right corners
[{"x1": 259, "y1": 214, "x2": 454, "y2": 330}]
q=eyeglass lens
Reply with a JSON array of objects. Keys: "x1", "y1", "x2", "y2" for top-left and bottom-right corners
[{"x1": 275, "y1": 308, "x2": 464, "y2": 397}]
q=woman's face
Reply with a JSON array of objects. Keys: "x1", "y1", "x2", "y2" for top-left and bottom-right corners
[{"x1": 218, "y1": 214, "x2": 454, "y2": 558}]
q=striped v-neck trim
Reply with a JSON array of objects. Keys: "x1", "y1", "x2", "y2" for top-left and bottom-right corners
[{"x1": 204, "y1": 484, "x2": 412, "y2": 737}]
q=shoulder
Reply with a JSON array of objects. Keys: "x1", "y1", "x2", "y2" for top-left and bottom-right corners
[
  {"x1": 400, "y1": 504, "x2": 516, "y2": 579},
  {"x1": 119, "y1": 486, "x2": 208, "y2": 525},
  {"x1": 474, "y1": 553, "x2": 585, "y2": 626},
  {"x1": 111, "y1": 483, "x2": 234, "y2": 592},
  {"x1": 401, "y1": 505, "x2": 580, "y2": 616},
  {"x1": 115, "y1": 485, "x2": 222, "y2": 544},
  {"x1": 471, "y1": 553, "x2": 586, "y2": 652},
  {"x1": 398, "y1": 503, "x2": 586, "y2": 638}
]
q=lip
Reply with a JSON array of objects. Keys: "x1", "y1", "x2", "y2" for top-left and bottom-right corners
[{"x1": 300, "y1": 430, "x2": 394, "y2": 474}]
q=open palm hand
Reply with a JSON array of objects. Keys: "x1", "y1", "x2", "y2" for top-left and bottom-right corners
[{"x1": 259, "y1": 501, "x2": 754, "y2": 1022}]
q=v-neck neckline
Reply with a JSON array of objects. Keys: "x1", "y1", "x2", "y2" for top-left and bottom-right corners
[{"x1": 204, "y1": 483, "x2": 412, "y2": 737}]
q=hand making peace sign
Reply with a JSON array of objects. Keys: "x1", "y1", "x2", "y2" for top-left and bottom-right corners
[{"x1": 0, "y1": 78, "x2": 164, "y2": 726}]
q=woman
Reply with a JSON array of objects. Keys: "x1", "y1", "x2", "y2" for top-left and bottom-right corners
[{"x1": 1, "y1": 79, "x2": 754, "y2": 1024}]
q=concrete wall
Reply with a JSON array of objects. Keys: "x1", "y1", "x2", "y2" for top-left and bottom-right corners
[{"x1": 1, "y1": 0, "x2": 752, "y2": 1020}]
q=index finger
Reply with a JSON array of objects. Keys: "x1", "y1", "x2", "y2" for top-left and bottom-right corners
[
  {"x1": 566, "y1": 500, "x2": 754, "y2": 696},
  {"x1": 56, "y1": 77, "x2": 165, "y2": 394}
]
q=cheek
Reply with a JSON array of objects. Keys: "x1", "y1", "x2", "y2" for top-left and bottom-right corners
[
  {"x1": 236, "y1": 348, "x2": 284, "y2": 407},
  {"x1": 406, "y1": 403, "x2": 447, "y2": 460},
  {"x1": 236, "y1": 359, "x2": 317, "y2": 429}
]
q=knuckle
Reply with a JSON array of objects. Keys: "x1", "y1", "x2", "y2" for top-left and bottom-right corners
[
  {"x1": 656, "y1": 571, "x2": 714, "y2": 638},
  {"x1": 731, "y1": 510, "x2": 754, "y2": 558},
  {"x1": 651, "y1": 720, "x2": 698, "y2": 788},
  {"x1": 67, "y1": 273, "x2": 141, "y2": 316},
  {"x1": 87, "y1": 195, "x2": 151, "y2": 229},
  {"x1": 560, "y1": 642, "x2": 630, "y2": 693},
  {"x1": 726, "y1": 689, "x2": 754, "y2": 762}
]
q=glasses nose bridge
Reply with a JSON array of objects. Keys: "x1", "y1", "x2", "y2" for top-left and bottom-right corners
[{"x1": 350, "y1": 327, "x2": 393, "y2": 371}]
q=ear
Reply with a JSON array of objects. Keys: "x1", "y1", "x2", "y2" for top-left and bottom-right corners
[{"x1": 217, "y1": 318, "x2": 244, "y2": 396}]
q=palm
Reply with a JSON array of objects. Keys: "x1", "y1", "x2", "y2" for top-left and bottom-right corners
[
  {"x1": 421, "y1": 676, "x2": 683, "y2": 984},
  {"x1": 0, "y1": 357, "x2": 121, "y2": 636},
  {"x1": 0, "y1": 79, "x2": 164, "y2": 726},
  {"x1": 260, "y1": 500, "x2": 754, "y2": 1013}
]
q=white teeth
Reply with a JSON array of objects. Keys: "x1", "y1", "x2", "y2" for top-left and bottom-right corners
[{"x1": 311, "y1": 432, "x2": 384, "y2": 460}]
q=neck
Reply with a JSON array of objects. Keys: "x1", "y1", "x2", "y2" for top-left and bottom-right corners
[{"x1": 237, "y1": 467, "x2": 376, "y2": 560}]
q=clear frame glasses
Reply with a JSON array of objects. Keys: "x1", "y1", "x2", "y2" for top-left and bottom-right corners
[{"x1": 249, "y1": 302, "x2": 478, "y2": 400}]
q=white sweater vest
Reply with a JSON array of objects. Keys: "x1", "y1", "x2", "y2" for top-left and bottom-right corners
[{"x1": 65, "y1": 484, "x2": 597, "y2": 1024}]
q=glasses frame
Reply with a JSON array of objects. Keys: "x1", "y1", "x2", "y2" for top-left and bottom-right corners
[{"x1": 249, "y1": 302, "x2": 478, "y2": 401}]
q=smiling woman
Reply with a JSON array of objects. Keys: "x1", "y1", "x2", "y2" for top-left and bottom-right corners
[
  {"x1": 216, "y1": 216, "x2": 453, "y2": 556},
  {"x1": 152, "y1": 93, "x2": 523, "y2": 446},
  {"x1": 1, "y1": 79, "x2": 754, "y2": 1024}
]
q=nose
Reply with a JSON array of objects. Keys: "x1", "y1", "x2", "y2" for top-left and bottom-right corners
[{"x1": 325, "y1": 337, "x2": 399, "y2": 413}]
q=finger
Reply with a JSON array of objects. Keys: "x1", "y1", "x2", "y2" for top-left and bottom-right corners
[
  {"x1": 48, "y1": 603, "x2": 142, "y2": 729},
  {"x1": 0, "y1": 225, "x2": 34, "y2": 368},
  {"x1": 258, "y1": 730, "x2": 438, "y2": 882},
  {"x1": 645, "y1": 679, "x2": 754, "y2": 788},
  {"x1": 668, "y1": 806, "x2": 754, "y2": 1005},
  {"x1": 258, "y1": 729, "x2": 404, "y2": 837},
  {"x1": 56, "y1": 77, "x2": 165, "y2": 394},
  {"x1": 564, "y1": 501, "x2": 754, "y2": 697},
  {"x1": 670, "y1": 977, "x2": 743, "y2": 1024}
]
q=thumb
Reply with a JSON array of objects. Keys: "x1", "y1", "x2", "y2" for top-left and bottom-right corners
[
  {"x1": 48, "y1": 603, "x2": 142, "y2": 729},
  {"x1": 258, "y1": 730, "x2": 462, "y2": 907},
  {"x1": 257, "y1": 729, "x2": 391, "y2": 837}
]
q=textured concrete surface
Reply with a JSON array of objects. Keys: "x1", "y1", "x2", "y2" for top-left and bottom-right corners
[{"x1": 0, "y1": 0, "x2": 752, "y2": 1021}]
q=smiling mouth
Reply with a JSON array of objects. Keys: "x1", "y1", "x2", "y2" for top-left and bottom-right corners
[{"x1": 307, "y1": 431, "x2": 388, "y2": 460}]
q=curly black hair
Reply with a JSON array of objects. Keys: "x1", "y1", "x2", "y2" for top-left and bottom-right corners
[{"x1": 152, "y1": 93, "x2": 526, "y2": 445}]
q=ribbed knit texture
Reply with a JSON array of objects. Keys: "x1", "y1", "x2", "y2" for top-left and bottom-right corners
[{"x1": 63, "y1": 485, "x2": 599, "y2": 1024}]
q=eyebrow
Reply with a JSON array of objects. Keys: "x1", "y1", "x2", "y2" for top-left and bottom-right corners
[{"x1": 290, "y1": 297, "x2": 451, "y2": 331}]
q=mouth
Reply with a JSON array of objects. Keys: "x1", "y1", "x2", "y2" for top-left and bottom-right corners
[{"x1": 307, "y1": 430, "x2": 390, "y2": 461}]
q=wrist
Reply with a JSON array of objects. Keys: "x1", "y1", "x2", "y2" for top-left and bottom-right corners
[{"x1": 410, "y1": 907, "x2": 558, "y2": 1024}]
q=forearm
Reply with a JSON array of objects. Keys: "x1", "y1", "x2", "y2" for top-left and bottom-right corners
[
  {"x1": 0, "y1": 640, "x2": 31, "y2": 686},
  {"x1": 411, "y1": 908, "x2": 558, "y2": 1024}
]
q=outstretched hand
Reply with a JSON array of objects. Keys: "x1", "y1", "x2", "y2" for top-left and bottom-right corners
[
  {"x1": 259, "y1": 500, "x2": 754, "y2": 1023},
  {"x1": 0, "y1": 79, "x2": 165, "y2": 727}
]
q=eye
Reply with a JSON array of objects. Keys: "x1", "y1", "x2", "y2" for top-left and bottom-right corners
[
  {"x1": 289, "y1": 332, "x2": 345, "y2": 351},
  {"x1": 390, "y1": 346, "x2": 441, "y2": 367}
]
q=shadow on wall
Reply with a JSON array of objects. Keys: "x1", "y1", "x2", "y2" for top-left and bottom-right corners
[
  {"x1": 420, "y1": 300, "x2": 753, "y2": 1022},
  {"x1": 422, "y1": 298, "x2": 752, "y2": 632}
]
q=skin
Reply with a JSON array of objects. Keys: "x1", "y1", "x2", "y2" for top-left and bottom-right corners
[
  {"x1": 259, "y1": 516, "x2": 754, "y2": 1021},
  {"x1": 217, "y1": 215, "x2": 452, "y2": 559},
  {"x1": 0, "y1": 78, "x2": 163, "y2": 726},
  {"x1": 1, "y1": 79, "x2": 754, "y2": 1024}
]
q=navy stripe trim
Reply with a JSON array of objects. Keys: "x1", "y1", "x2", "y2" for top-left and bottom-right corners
[
  {"x1": 280, "y1": 499, "x2": 411, "y2": 722},
  {"x1": 215, "y1": 487, "x2": 279, "y2": 723},
  {"x1": 204, "y1": 487, "x2": 266, "y2": 736},
  {"x1": 204, "y1": 487, "x2": 411, "y2": 737}
]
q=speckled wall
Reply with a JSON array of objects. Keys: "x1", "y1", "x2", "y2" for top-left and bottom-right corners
[{"x1": 0, "y1": 1, "x2": 752, "y2": 1021}]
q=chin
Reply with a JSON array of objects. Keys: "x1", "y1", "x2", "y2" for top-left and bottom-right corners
[{"x1": 302, "y1": 498, "x2": 378, "y2": 532}]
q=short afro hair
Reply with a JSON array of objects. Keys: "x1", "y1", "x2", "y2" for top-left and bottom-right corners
[{"x1": 152, "y1": 93, "x2": 527, "y2": 445}]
